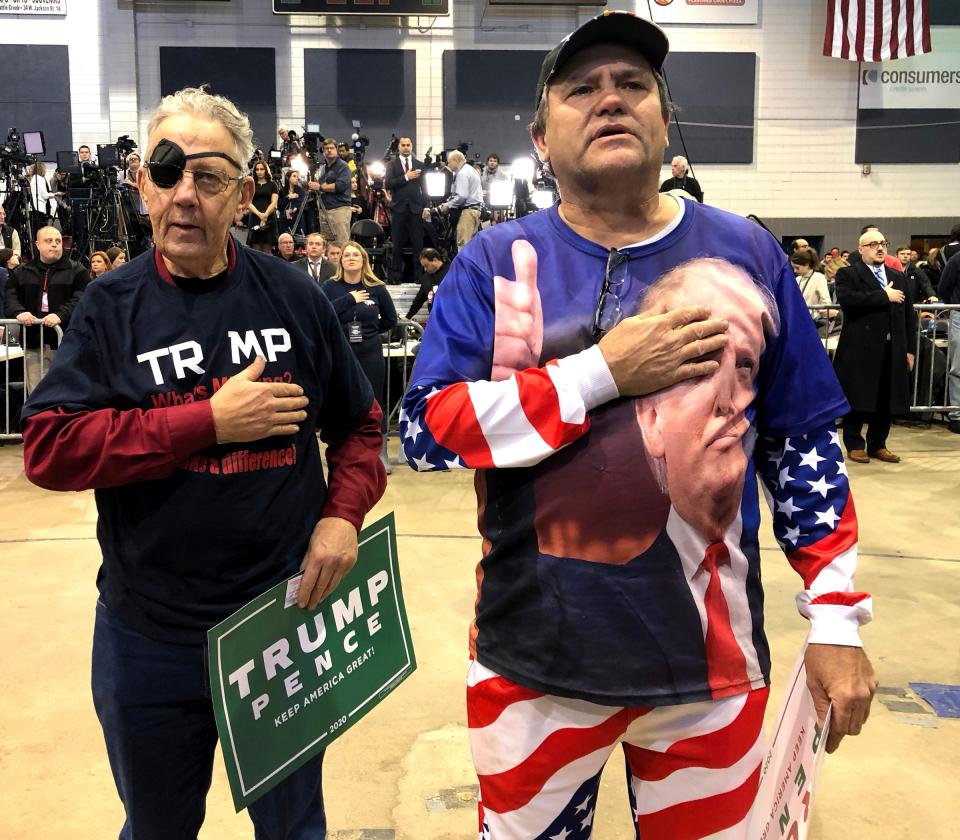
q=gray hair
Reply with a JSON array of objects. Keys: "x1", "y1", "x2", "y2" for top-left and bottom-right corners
[
  {"x1": 671, "y1": 155, "x2": 688, "y2": 173},
  {"x1": 146, "y1": 86, "x2": 254, "y2": 173},
  {"x1": 447, "y1": 149, "x2": 466, "y2": 166}
]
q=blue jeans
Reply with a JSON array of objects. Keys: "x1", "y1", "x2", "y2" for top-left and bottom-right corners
[{"x1": 92, "y1": 600, "x2": 327, "y2": 840}]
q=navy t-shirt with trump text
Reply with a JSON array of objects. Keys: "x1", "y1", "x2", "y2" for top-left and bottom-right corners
[{"x1": 22, "y1": 241, "x2": 375, "y2": 643}]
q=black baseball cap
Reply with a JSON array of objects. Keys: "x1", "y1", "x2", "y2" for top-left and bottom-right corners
[{"x1": 535, "y1": 11, "x2": 670, "y2": 109}]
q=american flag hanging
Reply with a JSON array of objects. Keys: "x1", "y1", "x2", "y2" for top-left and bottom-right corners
[{"x1": 823, "y1": 0, "x2": 932, "y2": 62}]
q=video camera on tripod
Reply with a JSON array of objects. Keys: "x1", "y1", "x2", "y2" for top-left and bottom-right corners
[
  {"x1": 1, "y1": 128, "x2": 32, "y2": 176},
  {"x1": 94, "y1": 135, "x2": 138, "y2": 174}
]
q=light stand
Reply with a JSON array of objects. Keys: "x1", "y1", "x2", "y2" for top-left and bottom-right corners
[{"x1": 423, "y1": 170, "x2": 453, "y2": 257}]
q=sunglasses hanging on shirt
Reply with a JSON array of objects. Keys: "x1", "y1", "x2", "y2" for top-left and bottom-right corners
[{"x1": 147, "y1": 139, "x2": 244, "y2": 196}]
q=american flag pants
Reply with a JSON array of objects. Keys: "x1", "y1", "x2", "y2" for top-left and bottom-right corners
[{"x1": 467, "y1": 661, "x2": 769, "y2": 839}]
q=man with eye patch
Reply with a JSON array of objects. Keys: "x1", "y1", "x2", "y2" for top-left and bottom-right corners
[{"x1": 19, "y1": 87, "x2": 386, "y2": 839}]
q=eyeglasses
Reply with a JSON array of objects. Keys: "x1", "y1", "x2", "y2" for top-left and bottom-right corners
[
  {"x1": 863, "y1": 240, "x2": 888, "y2": 249},
  {"x1": 146, "y1": 138, "x2": 244, "y2": 197},
  {"x1": 149, "y1": 166, "x2": 245, "y2": 196},
  {"x1": 593, "y1": 249, "x2": 628, "y2": 340}
]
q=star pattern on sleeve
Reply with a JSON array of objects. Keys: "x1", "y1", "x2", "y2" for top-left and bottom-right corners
[
  {"x1": 399, "y1": 384, "x2": 463, "y2": 472},
  {"x1": 756, "y1": 427, "x2": 851, "y2": 552}
]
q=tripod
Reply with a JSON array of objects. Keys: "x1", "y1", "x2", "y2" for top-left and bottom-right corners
[
  {"x1": 72, "y1": 177, "x2": 147, "y2": 262},
  {"x1": 290, "y1": 181, "x2": 335, "y2": 245},
  {"x1": 1, "y1": 166, "x2": 35, "y2": 259}
]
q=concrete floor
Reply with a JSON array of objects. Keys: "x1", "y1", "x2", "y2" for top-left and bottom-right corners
[{"x1": 1, "y1": 422, "x2": 958, "y2": 839}]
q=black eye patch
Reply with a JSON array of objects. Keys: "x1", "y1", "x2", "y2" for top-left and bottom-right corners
[{"x1": 147, "y1": 139, "x2": 242, "y2": 189}]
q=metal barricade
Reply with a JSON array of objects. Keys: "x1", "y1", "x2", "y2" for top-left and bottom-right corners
[
  {"x1": 805, "y1": 302, "x2": 960, "y2": 415},
  {"x1": 383, "y1": 319, "x2": 423, "y2": 429},
  {"x1": 1, "y1": 319, "x2": 65, "y2": 442},
  {"x1": 911, "y1": 303, "x2": 959, "y2": 414},
  {"x1": 806, "y1": 303, "x2": 842, "y2": 356}
]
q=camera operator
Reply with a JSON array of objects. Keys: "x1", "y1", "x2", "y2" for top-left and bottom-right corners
[
  {"x1": 426, "y1": 149, "x2": 483, "y2": 253},
  {"x1": 309, "y1": 138, "x2": 352, "y2": 249},
  {"x1": 122, "y1": 153, "x2": 149, "y2": 215},
  {"x1": 337, "y1": 142, "x2": 357, "y2": 173},
  {"x1": 384, "y1": 136, "x2": 426, "y2": 284},
  {"x1": 0, "y1": 206, "x2": 21, "y2": 258},
  {"x1": 68, "y1": 145, "x2": 98, "y2": 188},
  {"x1": 277, "y1": 126, "x2": 301, "y2": 165},
  {"x1": 121, "y1": 152, "x2": 141, "y2": 188}
]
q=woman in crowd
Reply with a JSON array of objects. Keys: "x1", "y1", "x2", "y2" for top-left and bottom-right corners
[
  {"x1": 321, "y1": 241, "x2": 398, "y2": 472},
  {"x1": 790, "y1": 248, "x2": 837, "y2": 329},
  {"x1": 51, "y1": 168, "x2": 71, "y2": 231},
  {"x1": 350, "y1": 174, "x2": 370, "y2": 221},
  {"x1": 278, "y1": 169, "x2": 305, "y2": 237},
  {"x1": 26, "y1": 162, "x2": 53, "y2": 231},
  {"x1": 246, "y1": 161, "x2": 279, "y2": 254},
  {"x1": 823, "y1": 255, "x2": 848, "y2": 302},
  {"x1": 106, "y1": 246, "x2": 126, "y2": 268},
  {"x1": 89, "y1": 251, "x2": 112, "y2": 279}
]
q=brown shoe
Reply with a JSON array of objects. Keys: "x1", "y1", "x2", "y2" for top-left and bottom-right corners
[
  {"x1": 847, "y1": 449, "x2": 870, "y2": 463},
  {"x1": 869, "y1": 448, "x2": 901, "y2": 463}
]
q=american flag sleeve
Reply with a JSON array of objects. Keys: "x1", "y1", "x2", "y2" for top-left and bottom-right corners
[
  {"x1": 755, "y1": 423, "x2": 873, "y2": 646},
  {"x1": 400, "y1": 346, "x2": 619, "y2": 471}
]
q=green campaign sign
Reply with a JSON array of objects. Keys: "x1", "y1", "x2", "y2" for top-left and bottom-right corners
[{"x1": 208, "y1": 513, "x2": 415, "y2": 811}]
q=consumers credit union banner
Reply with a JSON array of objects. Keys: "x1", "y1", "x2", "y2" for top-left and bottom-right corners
[
  {"x1": 645, "y1": 0, "x2": 759, "y2": 26},
  {"x1": 860, "y1": 50, "x2": 960, "y2": 109},
  {"x1": 208, "y1": 513, "x2": 416, "y2": 811}
]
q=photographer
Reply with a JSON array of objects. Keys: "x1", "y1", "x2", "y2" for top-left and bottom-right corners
[
  {"x1": 122, "y1": 153, "x2": 149, "y2": 216},
  {"x1": 309, "y1": 138, "x2": 352, "y2": 249},
  {"x1": 68, "y1": 145, "x2": 98, "y2": 189},
  {"x1": 427, "y1": 149, "x2": 483, "y2": 253},
  {"x1": 277, "y1": 126, "x2": 301, "y2": 165}
]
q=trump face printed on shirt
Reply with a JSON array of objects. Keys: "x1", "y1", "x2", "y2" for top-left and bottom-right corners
[{"x1": 635, "y1": 259, "x2": 780, "y2": 543}]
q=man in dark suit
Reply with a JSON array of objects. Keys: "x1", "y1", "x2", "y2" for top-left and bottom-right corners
[
  {"x1": 834, "y1": 230, "x2": 916, "y2": 463},
  {"x1": 295, "y1": 232, "x2": 337, "y2": 282},
  {"x1": 384, "y1": 136, "x2": 425, "y2": 284}
]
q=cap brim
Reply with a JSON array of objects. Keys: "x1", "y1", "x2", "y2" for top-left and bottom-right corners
[{"x1": 537, "y1": 13, "x2": 669, "y2": 109}]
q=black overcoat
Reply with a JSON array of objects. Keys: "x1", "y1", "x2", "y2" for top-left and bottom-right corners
[{"x1": 833, "y1": 261, "x2": 916, "y2": 413}]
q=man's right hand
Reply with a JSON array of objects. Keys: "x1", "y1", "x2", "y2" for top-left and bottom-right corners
[
  {"x1": 599, "y1": 305, "x2": 729, "y2": 397},
  {"x1": 885, "y1": 286, "x2": 905, "y2": 304},
  {"x1": 406, "y1": 169, "x2": 421, "y2": 181},
  {"x1": 16, "y1": 312, "x2": 37, "y2": 325},
  {"x1": 210, "y1": 356, "x2": 309, "y2": 443}
]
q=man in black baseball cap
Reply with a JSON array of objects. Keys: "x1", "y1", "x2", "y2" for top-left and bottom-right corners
[{"x1": 401, "y1": 10, "x2": 878, "y2": 839}]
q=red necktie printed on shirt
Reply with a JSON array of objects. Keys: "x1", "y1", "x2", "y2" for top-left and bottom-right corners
[{"x1": 701, "y1": 542, "x2": 749, "y2": 700}]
